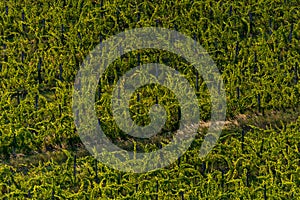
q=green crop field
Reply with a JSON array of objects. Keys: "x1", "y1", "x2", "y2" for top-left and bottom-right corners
[{"x1": 0, "y1": 0, "x2": 300, "y2": 199}]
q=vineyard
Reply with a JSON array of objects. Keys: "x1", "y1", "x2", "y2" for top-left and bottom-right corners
[{"x1": 0, "y1": 0, "x2": 300, "y2": 199}]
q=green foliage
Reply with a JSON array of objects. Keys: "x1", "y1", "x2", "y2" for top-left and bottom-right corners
[{"x1": 0, "y1": 0, "x2": 299, "y2": 198}]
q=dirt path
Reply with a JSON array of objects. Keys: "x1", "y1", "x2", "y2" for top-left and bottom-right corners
[{"x1": 2, "y1": 107, "x2": 300, "y2": 170}]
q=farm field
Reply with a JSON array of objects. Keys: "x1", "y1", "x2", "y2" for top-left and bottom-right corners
[{"x1": 0, "y1": 0, "x2": 300, "y2": 199}]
